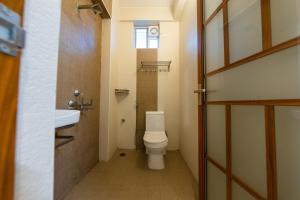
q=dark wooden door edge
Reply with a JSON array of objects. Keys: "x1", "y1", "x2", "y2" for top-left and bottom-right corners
[{"x1": 197, "y1": 0, "x2": 205, "y2": 200}]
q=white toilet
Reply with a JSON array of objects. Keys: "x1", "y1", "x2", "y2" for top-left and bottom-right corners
[{"x1": 143, "y1": 111, "x2": 168, "y2": 170}]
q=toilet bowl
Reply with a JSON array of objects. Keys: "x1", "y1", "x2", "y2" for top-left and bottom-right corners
[{"x1": 143, "y1": 112, "x2": 168, "y2": 170}]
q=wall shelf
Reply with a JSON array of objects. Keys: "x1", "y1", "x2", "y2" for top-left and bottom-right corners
[{"x1": 138, "y1": 61, "x2": 171, "y2": 72}]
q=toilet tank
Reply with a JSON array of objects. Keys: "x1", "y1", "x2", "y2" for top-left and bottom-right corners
[{"x1": 146, "y1": 111, "x2": 165, "y2": 132}]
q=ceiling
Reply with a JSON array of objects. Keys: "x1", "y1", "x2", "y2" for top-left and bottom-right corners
[{"x1": 119, "y1": 0, "x2": 175, "y2": 7}]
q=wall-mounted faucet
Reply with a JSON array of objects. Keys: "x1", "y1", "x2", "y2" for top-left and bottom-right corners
[
  {"x1": 74, "y1": 90, "x2": 81, "y2": 97},
  {"x1": 68, "y1": 90, "x2": 93, "y2": 111}
]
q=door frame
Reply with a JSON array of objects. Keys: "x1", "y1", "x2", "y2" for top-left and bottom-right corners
[
  {"x1": 197, "y1": 0, "x2": 206, "y2": 200},
  {"x1": 0, "y1": 1, "x2": 24, "y2": 200}
]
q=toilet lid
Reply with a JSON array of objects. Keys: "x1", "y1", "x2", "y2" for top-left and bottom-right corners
[{"x1": 144, "y1": 131, "x2": 168, "y2": 143}]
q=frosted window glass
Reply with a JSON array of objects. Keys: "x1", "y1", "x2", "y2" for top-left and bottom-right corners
[
  {"x1": 148, "y1": 38, "x2": 159, "y2": 48},
  {"x1": 232, "y1": 182, "x2": 256, "y2": 200},
  {"x1": 205, "y1": 0, "x2": 223, "y2": 20},
  {"x1": 275, "y1": 107, "x2": 300, "y2": 200},
  {"x1": 207, "y1": 105, "x2": 226, "y2": 167},
  {"x1": 228, "y1": 0, "x2": 262, "y2": 62},
  {"x1": 207, "y1": 45, "x2": 300, "y2": 101},
  {"x1": 271, "y1": 0, "x2": 300, "y2": 45},
  {"x1": 232, "y1": 106, "x2": 267, "y2": 198},
  {"x1": 206, "y1": 11, "x2": 224, "y2": 73},
  {"x1": 135, "y1": 28, "x2": 147, "y2": 48},
  {"x1": 207, "y1": 162, "x2": 227, "y2": 200}
]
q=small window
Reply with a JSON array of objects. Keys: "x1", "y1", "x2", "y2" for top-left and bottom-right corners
[
  {"x1": 148, "y1": 38, "x2": 159, "y2": 48},
  {"x1": 135, "y1": 26, "x2": 159, "y2": 49},
  {"x1": 135, "y1": 28, "x2": 148, "y2": 48}
]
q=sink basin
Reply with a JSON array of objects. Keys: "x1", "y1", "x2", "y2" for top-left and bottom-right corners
[{"x1": 55, "y1": 109, "x2": 80, "y2": 128}]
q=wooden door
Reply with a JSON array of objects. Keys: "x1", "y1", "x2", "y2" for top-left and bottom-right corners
[
  {"x1": 0, "y1": 1, "x2": 24, "y2": 200},
  {"x1": 198, "y1": 0, "x2": 300, "y2": 199}
]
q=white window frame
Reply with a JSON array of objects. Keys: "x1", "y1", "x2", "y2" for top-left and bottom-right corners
[{"x1": 135, "y1": 26, "x2": 159, "y2": 49}]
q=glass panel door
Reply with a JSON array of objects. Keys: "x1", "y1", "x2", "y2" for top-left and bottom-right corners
[{"x1": 203, "y1": 0, "x2": 300, "y2": 199}]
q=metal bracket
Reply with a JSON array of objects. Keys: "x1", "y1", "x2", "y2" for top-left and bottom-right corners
[
  {"x1": 76, "y1": 0, "x2": 103, "y2": 15},
  {"x1": 0, "y1": 3, "x2": 25, "y2": 56}
]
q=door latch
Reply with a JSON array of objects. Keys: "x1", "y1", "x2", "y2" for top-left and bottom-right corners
[{"x1": 0, "y1": 3, "x2": 25, "y2": 57}]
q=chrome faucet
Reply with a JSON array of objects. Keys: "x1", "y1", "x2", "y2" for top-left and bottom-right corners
[
  {"x1": 67, "y1": 100, "x2": 81, "y2": 110},
  {"x1": 67, "y1": 90, "x2": 93, "y2": 111}
]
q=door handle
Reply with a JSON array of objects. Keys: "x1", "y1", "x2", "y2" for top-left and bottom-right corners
[
  {"x1": 194, "y1": 84, "x2": 206, "y2": 106},
  {"x1": 194, "y1": 89, "x2": 206, "y2": 94}
]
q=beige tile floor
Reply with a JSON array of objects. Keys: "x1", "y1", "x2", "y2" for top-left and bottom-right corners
[{"x1": 64, "y1": 149, "x2": 199, "y2": 200}]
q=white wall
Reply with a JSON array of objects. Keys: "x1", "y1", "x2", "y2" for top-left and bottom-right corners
[
  {"x1": 15, "y1": 0, "x2": 61, "y2": 199},
  {"x1": 100, "y1": 4, "x2": 181, "y2": 152},
  {"x1": 107, "y1": 0, "x2": 120, "y2": 160},
  {"x1": 101, "y1": 19, "x2": 137, "y2": 153},
  {"x1": 100, "y1": 0, "x2": 121, "y2": 161},
  {"x1": 116, "y1": 22, "x2": 137, "y2": 149},
  {"x1": 100, "y1": 19, "x2": 112, "y2": 161},
  {"x1": 113, "y1": 21, "x2": 181, "y2": 151},
  {"x1": 120, "y1": 7, "x2": 174, "y2": 21},
  {"x1": 173, "y1": 0, "x2": 187, "y2": 20},
  {"x1": 158, "y1": 22, "x2": 180, "y2": 150},
  {"x1": 113, "y1": 22, "x2": 180, "y2": 151},
  {"x1": 179, "y1": 0, "x2": 199, "y2": 181}
]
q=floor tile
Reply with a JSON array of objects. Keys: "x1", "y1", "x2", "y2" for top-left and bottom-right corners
[{"x1": 63, "y1": 150, "x2": 198, "y2": 200}]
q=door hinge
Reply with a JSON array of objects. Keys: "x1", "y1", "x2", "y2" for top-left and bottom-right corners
[{"x1": 0, "y1": 3, "x2": 25, "y2": 57}]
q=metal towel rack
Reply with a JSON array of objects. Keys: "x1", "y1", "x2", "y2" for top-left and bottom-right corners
[
  {"x1": 115, "y1": 89, "x2": 130, "y2": 95},
  {"x1": 76, "y1": 0, "x2": 111, "y2": 18},
  {"x1": 138, "y1": 61, "x2": 172, "y2": 72},
  {"x1": 77, "y1": 0, "x2": 102, "y2": 15}
]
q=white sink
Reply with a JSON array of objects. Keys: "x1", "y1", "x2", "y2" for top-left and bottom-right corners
[{"x1": 55, "y1": 109, "x2": 80, "y2": 128}]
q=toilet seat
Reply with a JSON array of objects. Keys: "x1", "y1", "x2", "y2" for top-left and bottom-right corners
[
  {"x1": 143, "y1": 131, "x2": 168, "y2": 144},
  {"x1": 144, "y1": 140, "x2": 168, "y2": 149},
  {"x1": 144, "y1": 131, "x2": 168, "y2": 149}
]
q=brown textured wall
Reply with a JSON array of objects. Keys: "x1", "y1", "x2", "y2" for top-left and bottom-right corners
[
  {"x1": 136, "y1": 49, "x2": 158, "y2": 149},
  {"x1": 54, "y1": 0, "x2": 102, "y2": 199}
]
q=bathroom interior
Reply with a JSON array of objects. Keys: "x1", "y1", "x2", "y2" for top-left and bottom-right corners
[
  {"x1": 51, "y1": 0, "x2": 199, "y2": 199},
  {"x1": 1, "y1": 0, "x2": 299, "y2": 200},
  {"x1": 54, "y1": 0, "x2": 199, "y2": 199}
]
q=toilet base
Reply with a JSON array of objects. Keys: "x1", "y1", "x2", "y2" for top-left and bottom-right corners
[{"x1": 148, "y1": 154, "x2": 165, "y2": 170}]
